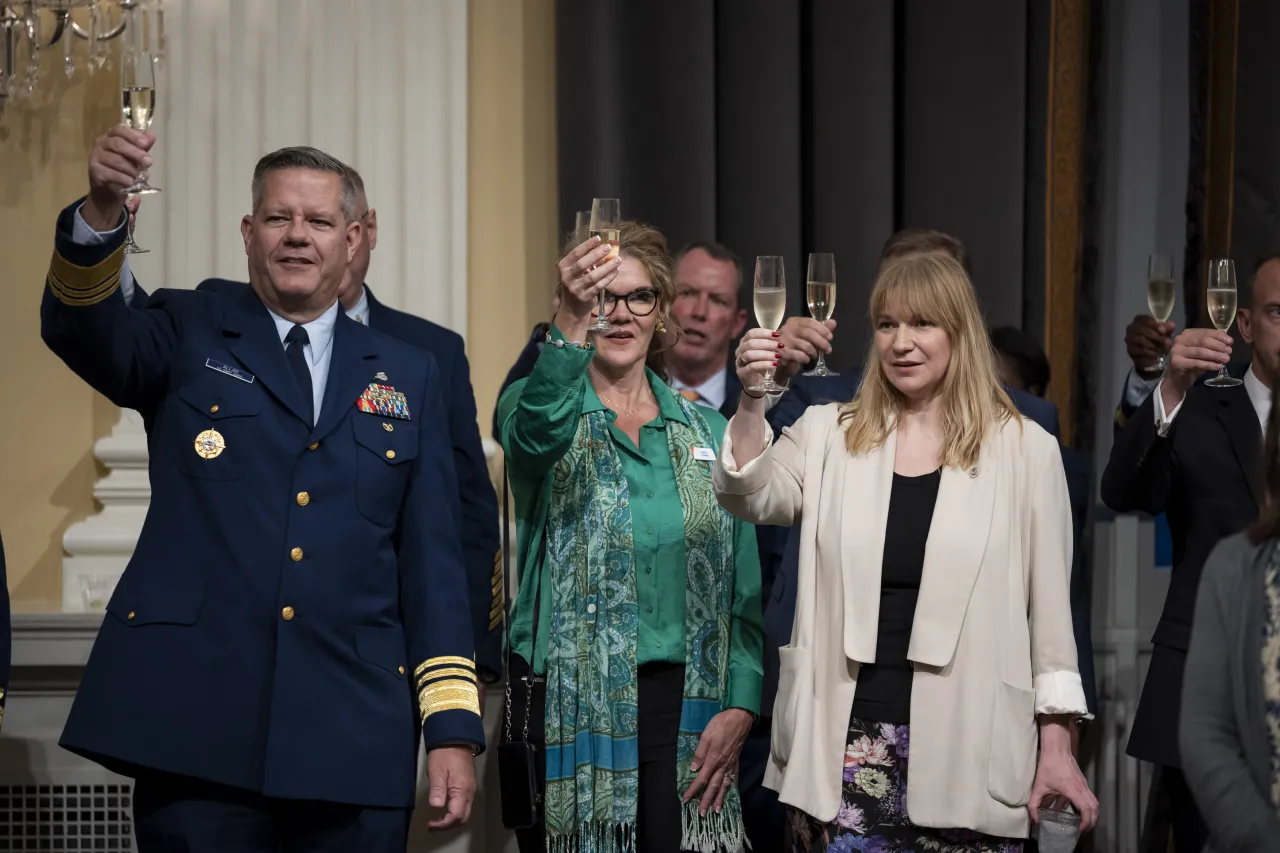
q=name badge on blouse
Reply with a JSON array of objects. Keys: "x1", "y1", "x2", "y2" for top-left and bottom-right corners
[{"x1": 692, "y1": 446, "x2": 716, "y2": 462}]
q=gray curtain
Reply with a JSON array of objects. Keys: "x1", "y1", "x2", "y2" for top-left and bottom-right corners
[{"x1": 557, "y1": 0, "x2": 1048, "y2": 373}]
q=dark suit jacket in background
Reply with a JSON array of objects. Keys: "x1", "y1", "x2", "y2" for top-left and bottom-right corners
[
  {"x1": 188, "y1": 279, "x2": 503, "y2": 680},
  {"x1": 1100, "y1": 362, "x2": 1260, "y2": 766}
]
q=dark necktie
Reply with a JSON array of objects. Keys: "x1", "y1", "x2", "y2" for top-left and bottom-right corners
[{"x1": 284, "y1": 324, "x2": 314, "y2": 425}]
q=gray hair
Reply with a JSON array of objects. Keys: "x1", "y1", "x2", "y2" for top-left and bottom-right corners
[{"x1": 251, "y1": 146, "x2": 358, "y2": 221}]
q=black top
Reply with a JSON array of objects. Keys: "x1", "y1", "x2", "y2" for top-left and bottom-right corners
[{"x1": 852, "y1": 469, "x2": 942, "y2": 724}]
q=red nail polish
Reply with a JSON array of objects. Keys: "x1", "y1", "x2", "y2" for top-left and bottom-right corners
[{"x1": 772, "y1": 332, "x2": 780, "y2": 337}]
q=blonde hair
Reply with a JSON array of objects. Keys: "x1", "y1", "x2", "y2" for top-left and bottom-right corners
[{"x1": 839, "y1": 253, "x2": 1020, "y2": 469}]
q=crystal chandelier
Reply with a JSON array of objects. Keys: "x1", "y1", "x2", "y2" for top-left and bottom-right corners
[{"x1": 0, "y1": 0, "x2": 166, "y2": 120}]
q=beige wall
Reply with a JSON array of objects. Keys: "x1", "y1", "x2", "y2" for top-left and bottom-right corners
[
  {"x1": 0, "y1": 55, "x2": 125, "y2": 609},
  {"x1": 2, "y1": 3, "x2": 558, "y2": 605},
  {"x1": 467, "y1": 0, "x2": 558, "y2": 439}
]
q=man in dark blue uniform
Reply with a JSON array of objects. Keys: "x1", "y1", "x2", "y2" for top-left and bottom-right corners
[
  {"x1": 42, "y1": 127, "x2": 483, "y2": 851},
  {"x1": 129, "y1": 169, "x2": 504, "y2": 689}
]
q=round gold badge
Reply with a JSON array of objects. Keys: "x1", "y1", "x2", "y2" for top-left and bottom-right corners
[{"x1": 194, "y1": 429, "x2": 226, "y2": 459}]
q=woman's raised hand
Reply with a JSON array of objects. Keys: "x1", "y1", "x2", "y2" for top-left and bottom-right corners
[
  {"x1": 733, "y1": 328, "x2": 784, "y2": 391},
  {"x1": 556, "y1": 236, "x2": 622, "y2": 321}
]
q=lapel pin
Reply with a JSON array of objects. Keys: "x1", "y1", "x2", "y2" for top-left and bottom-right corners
[
  {"x1": 969, "y1": 466, "x2": 979, "y2": 478},
  {"x1": 374, "y1": 372, "x2": 388, "y2": 381}
]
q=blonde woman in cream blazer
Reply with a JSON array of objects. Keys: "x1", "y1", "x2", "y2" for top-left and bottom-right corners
[{"x1": 714, "y1": 253, "x2": 1096, "y2": 851}]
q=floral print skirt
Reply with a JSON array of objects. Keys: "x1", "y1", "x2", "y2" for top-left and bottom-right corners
[{"x1": 788, "y1": 715, "x2": 1024, "y2": 853}]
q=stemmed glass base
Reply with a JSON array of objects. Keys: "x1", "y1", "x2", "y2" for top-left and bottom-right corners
[
  {"x1": 747, "y1": 372, "x2": 788, "y2": 395},
  {"x1": 1205, "y1": 367, "x2": 1241, "y2": 387},
  {"x1": 586, "y1": 291, "x2": 614, "y2": 332},
  {"x1": 802, "y1": 354, "x2": 839, "y2": 378},
  {"x1": 125, "y1": 176, "x2": 161, "y2": 196}
]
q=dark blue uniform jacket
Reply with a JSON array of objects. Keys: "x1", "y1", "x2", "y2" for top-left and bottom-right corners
[{"x1": 41, "y1": 201, "x2": 484, "y2": 809}]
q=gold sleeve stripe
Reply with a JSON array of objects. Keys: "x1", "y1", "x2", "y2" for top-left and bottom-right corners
[
  {"x1": 49, "y1": 242, "x2": 126, "y2": 293},
  {"x1": 418, "y1": 679, "x2": 480, "y2": 721},
  {"x1": 48, "y1": 268, "x2": 122, "y2": 307},
  {"x1": 413, "y1": 655, "x2": 475, "y2": 679},
  {"x1": 416, "y1": 667, "x2": 477, "y2": 688}
]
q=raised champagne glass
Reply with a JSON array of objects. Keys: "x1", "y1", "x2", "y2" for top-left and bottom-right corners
[
  {"x1": 586, "y1": 198, "x2": 620, "y2": 333},
  {"x1": 121, "y1": 52, "x2": 160, "y2": 196},
  {"x1": 1146, "y1": 253, "x2": 1175, "y2": 371},
  {"x1": 1204, "y1": 258, "x2": 1241, "y2": 388},
  {"x1": 748, "y1": 255, "x2": 789, "y2": 394},
  {"x1": 802, "y1": 252, "x2": 838, "y2": 377}
]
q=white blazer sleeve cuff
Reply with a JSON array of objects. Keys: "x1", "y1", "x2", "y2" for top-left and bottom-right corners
[
  {"x1": 713, "y1": 418, "x2": 776, "y2": 495},
  {"x1": 1033, "y1": 671, "x2": 1092, "y2": 720}
]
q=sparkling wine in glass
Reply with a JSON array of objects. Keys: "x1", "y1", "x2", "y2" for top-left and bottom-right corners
[
  {"x1": 802, "y1": 253, "x2": 838, "y2": 377},
  {"x1": 749, "y1": 255, "x2": 789, "y2": 395},
  {"x1": 1146, "y1": 254, "x2": 1175, "y2": 372},
  {"x1": 1204, "y1": 258, "x2": 1241, "y2": 388},
  {"x1": 121, "y1": 52, "x2": 160, "y2": 195},
  {"x1": 586, "y1": 198, "x2": 620, "y2": 333}
]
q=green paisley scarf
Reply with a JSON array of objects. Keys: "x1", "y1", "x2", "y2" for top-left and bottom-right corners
[{"x1": 542, "y1": 389, "x2": 744, "y2": 853}]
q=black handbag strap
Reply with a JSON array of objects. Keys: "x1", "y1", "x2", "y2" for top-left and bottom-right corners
[{"x1": 502, "y1": 460, "x2": 543, "y2": 744}]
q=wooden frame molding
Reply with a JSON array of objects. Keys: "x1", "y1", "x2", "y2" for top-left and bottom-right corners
[{"x1": 1043, "y1": 0, "x2": 1090, "y2": 446}]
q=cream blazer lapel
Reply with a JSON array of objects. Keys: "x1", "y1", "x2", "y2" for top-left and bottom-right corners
[
  {"x1": 909, "y1": 447, "x2": 997, "y2": 667},
  {"x1": 837, "y1": 432, "x2": 998, "y2": 669},
  {"x1": 838, "y1": 431, "x2": 897, "y2": 664}
]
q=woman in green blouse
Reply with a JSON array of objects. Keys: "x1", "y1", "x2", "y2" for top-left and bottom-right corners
[{"x1": 497, "y1": 222, "x2": 764, "y2": 853}]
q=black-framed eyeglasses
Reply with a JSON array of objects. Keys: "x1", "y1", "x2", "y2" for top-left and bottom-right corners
[{"x1": 603, "y1": 288, "x2": 659, "y2": 317}]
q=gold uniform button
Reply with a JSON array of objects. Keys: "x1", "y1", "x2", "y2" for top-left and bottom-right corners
[
  {"x1": 296, "y1": 491, "x2": 310, "y2": 507},
  {"x1": 397, "y1": 665, "x2": 405, "y2": 675},
  {"x1": 127, "y1": 611, "x2": 136, "y2": 620},
  {"x1": 282, "y1": 606, "x2": 295, "y2": 621},
  {"x1": 209, "y1": 404, "x2": 220, "y2": 413},
  {"x1": 307, "y1": 441, "x2": 320, "y2": 451},
  {"x1": 385, "y1": 450, "x2": 395, "y2": 460},
  {"x1": 290, "y1": 547, "x2": 303, "y2": 562}
]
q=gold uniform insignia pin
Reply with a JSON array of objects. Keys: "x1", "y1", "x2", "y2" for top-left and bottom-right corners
[{"x1": 194, "y1": 429, "x2": 226, "y2": 459}]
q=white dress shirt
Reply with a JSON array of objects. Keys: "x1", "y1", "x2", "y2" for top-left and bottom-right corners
[
  {"x1": 670, "y1": 366, "x2": 729, "y2": 410},
  {"x1": 73, "y1": 203, "x2": 339, "y2": 424},
  {"x1": 345, "y1": 285, "x2": 371, "y2": 326},
  {"x1": 1152, "y1": 362, "x2": 1271, "y2": 438}
]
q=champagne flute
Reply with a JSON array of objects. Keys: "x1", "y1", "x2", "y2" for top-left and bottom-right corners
[
  {"x1": 1204, "y1": 258, "x2": 1241, "y2": 388},
  {"x1": 121, "y1": 52, "x2": 160, "y2": 195},
  {"x1": 1146, "y1": 253, "x2": 1175, "y2": 371},
  {"x1": 802, "y1": 253, "x2": 838, "y2": 377},
  {"x1": 748, "y1": 255, "x2": 789, "y2": 394},
  {"x1": 574, "y1": 210, "x2": 591, "y2": 245},
  {"x1": 586, "y1": 198, "x2": 620, "y2": 333}
]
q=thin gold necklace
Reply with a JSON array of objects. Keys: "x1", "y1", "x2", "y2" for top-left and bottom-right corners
[{"x1": 600, "y1": 392, "x2": 651, "y2": 418}]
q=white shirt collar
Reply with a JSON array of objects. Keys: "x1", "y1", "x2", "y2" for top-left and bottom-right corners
[
  {"x1": 265, "y1": 300, "x2": 340, "y2": 368},
  {"x1": 1245, "y1": 362, "x2": 1272, "y2": 434},
  {"x1": 670, "y1": 366, "x2": 728, "y2": 410},
  {"x1": 345, "y1": 284, "x2": 371, "y2": 326}
]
